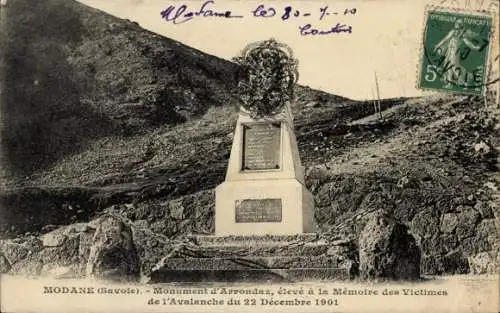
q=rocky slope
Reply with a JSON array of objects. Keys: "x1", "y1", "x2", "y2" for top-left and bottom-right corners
[
  {"x1": 0, "y1": 0, "x2": 499, "y2": 279},
  {"x1": 0, "y1": 0, "x2": 347, "y2": 180},
  {"x1": 0, "y1": 0, "x2": 231, "y2": 176},
  {"x1": 1, "y1": 94, "x2": 498, "y2": 280}
]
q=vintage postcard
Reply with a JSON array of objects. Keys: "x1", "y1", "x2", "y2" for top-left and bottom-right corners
[{"x1": 0, "y1": 0, "x2": 499, "y2": 312}]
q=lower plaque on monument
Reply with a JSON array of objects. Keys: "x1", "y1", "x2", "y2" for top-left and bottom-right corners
[{"x1": 235, "y1": 198, "x2": 282, "y2": 223}]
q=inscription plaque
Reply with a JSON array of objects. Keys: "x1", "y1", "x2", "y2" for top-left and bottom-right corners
[
  {"x1": 242, "y1": 123, "x2": 281, "y2": 171},
  {"x1": 235, "y1": 199, "x2": 282, "y2": 223}
]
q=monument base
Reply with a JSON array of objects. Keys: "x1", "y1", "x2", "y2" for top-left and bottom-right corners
[
  {"x1": 150, "y1": 235, "x2": 358, "y2": 283},
  {"x1": 215, "y1": 179, "x2": 314, "y2": 236}
]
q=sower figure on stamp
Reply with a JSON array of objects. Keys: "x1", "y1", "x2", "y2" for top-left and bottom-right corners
[{"x1": 433, "y1": 19, "x2": 484, "y2": 87}]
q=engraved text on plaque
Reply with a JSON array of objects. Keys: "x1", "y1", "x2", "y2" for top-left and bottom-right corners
[
  {"x1": 242, "y1": 123, "x2": 281, "y2": 170},
  {"x1": 235, "y1": 199, "x2": 282, "y2": 223}
]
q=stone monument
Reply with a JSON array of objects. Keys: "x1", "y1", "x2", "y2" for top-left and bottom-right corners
[
  {"x1": 150, "y1": 40, "x2": 357, "y2": 283},
  {"x1": 215, "y1": 39, "x2": 314, "y2": 236}
]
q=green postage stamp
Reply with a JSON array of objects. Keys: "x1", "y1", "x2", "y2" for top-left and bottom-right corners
[{"x1": 418, "y1": 9, "x2": 494, "y2": 96}]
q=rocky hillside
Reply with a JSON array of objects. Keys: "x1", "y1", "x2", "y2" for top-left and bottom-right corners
[
  {"x1": 1, "y1": 93, "x2": 498, "y2": 279},
  {"x1": 0, "y1": 0, "x2": 499, "y2": 279},
  {"x1": 0, "y1": 0, "x2": 346, "y2": 179}
]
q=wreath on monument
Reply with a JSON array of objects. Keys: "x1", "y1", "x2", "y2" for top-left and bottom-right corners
[{"x1": 233, "y1": 39, "x2": 299, "y2": 119}]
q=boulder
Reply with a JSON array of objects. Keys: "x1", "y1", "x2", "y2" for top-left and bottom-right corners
[
  {"x1": 455, "y1": 208, "x2": 480, "y2": 240},
  {"x1": 468, "y1": 252, "x2": 497, "y2": 274},
  {"x1": 0, "y1": 253, "x2": 11, "y2": 273},
  {"x1": 0, "y1": 215, "x2": 145, "y2": 280},
  {"x1": 41, "y1": 232, "x2": 67, "y2": 247},
  {"x1": 169, "y1": 200, "x2": 185, "y2": 220},
  {"x1": 9, "y1": 233, "x2": 81, "y2": 277},
  {"x1": 441, "y1": 233, "x2": 458, "y2": 253},
  {"x1": 359, "y1": 212, "x2": 420, "y2": 280},
  {"x1": 475, "y1": 219, "x2": 497, "y2": 249},
  {"x1": 421, "y1": 255, "x2": 444, "y2": 275},
  {"x1": 0, "y1": 241, "x2": 31, "y2": 265},
  {"x1": 462, "y1": 219, "x2": 497, "y2": 254},
  {"x1": 410, "y1": 208, "x2": 440, "y2": 239},
  {"x1": 474, "y1": 141, "x2": 490, "y2": 154},
  {"x1": 440, "y1": 213, "x2": 459, "y2": 233},
  {"x1": 420, "y1": 234, "x2": 446, "y2": 256},
  {"x1": 131, "y1": 224, "x2": 178, "y2": 281},
  {"x1": 85, "y1": 215, "x2": 140, "y2": 281},
  {"x1": 442, "y1": 250, "x2": 469, "y2": 274},
  {"x1": 474, "y1": 202, "x2": 494, "y2": 219}
]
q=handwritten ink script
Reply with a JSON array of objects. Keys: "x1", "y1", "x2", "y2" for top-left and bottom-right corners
[
  {"x1": 160, "y1": 0, "x2": 243, "y2": 24},
  {"x1": 160, "y1": 1, "x2": 356, "y2": 36}
]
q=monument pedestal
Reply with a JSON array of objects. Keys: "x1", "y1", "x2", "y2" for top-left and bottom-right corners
[
  {"x1": 214, "y1": 106, "x2": 315, "y2": 236},
  {"x1": 216, "y1": 179, "x2": 314, "y2": 236}
]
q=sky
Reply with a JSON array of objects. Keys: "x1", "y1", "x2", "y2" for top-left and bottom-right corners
[{"x1": 78, "y1": 0, "x2": 499, "y2": 100}]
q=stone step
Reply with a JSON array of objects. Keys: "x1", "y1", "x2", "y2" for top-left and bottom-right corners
[
  {"x1": 191, "y1": 233, "x2": 319, "y2": 246},
  {"x1": 157, "y1": 256, "x2": 347, "y2": 271},
  {"x1": 178, "y1": 242, "x2": 329, "y2": 258},
  {"x1": 150, "y1": 268, "x2": 350, "y2": 283}
]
